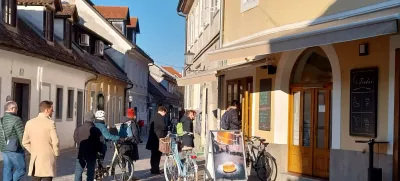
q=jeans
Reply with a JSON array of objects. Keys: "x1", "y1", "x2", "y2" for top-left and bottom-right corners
[
  {"x1": 2, "y1": 151, "x2": 26, "y2": 181},
  {"x1": 32, "y1": 177, "x2": 52, "y2": 181},
  {"x1": 74, "y1": 159, "x2": 96, "y2": 181}
]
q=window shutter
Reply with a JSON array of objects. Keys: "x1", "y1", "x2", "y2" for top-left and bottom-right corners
[
  {"x1": 10, "y1": 0, "x2": 16, "y2": 26},
  {"x1": 64, "y1": 20, "x2": 72, "y2": 49},
  {"x1": 49, "y1": 10, "x2": 54, "y2": 41}
]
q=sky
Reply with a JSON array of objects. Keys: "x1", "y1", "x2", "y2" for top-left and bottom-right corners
[{"x1": 92, "y1": 0, "x2": 185, "y2": 72}]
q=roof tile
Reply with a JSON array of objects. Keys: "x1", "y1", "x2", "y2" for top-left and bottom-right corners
[
  {"x1": 162, "y1": 66, "x2": 182, "y2": 78},
  {"x1": 94, "y1": 6, "x2": 129, "y2": 19},
  {"x1": 0, "y1": 19, "x2": 95, "y2": 73},
  {"x1": 56, "y1": 4, "x2": 76, "y2": 17},
  {"x1": 127, "y1": 17, "x2": 138, "y2": 28},
  {"x1": 17, "y1": 0, "x2": 53, "y2": 5}
]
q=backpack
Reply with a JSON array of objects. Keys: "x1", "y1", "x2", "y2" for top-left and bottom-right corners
[
  {"x1": 220, "y1": 110, "x2": 231, "y2": 130},
  {"x1": 176, "y1": 122, "x2": 184, "y2": 136}
]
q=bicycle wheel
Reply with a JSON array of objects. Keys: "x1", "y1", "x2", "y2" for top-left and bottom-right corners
[
  {"x1": 255, "y1": 152, "x2": 277, "y2": 181},
  {"x1": 112, "y1": 155, "x2": 135, "y2": 181},
  {"x1": 164, "y1": 156, "x2": 180, "y2": 181},
  {"x1": 185, "y1": 157, "x2": 198, "y2": 181}
]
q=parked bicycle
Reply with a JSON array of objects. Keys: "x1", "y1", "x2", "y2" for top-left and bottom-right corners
[
  {"x1": 94, "y1": 139, "x2": 135, "y2": 181},
  {"x1": 245, "y1": 136, "x2": 277, "y2": 181},
  {"x1": 164, "y1": 131, "x2": 198, "y2": 181}
]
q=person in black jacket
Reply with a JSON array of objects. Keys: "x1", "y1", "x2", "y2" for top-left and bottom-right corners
[
  {"x1": 146, "y1": 106, "x2": 168, "y2": 174},
  {"x1": 226, "y1": 100, "x2": 241, "y2": 130},
  {"x1": 73, "y1": 112, "x2": 102, "y2": 181},
  {"x1": 181, "y1": 110, "x2": 195, "y2": 150}
]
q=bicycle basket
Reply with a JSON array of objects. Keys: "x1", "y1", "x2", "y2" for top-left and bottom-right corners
[{"x1": 159, "y1": 137, "x2": 171, "y2": 154}]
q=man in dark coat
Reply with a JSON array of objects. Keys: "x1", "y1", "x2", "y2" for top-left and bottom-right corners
[
  {"x1": 73, "y1": 112, "x2": 102, "y2": 181},
  {"x1": 146, "y1": 106, "x2": 168, "y2": 174},
  {"x1": 181, "y1": 110, "x2": 195, "y2": 150},
  {"x1": 226, "y1": 100, "x2": 241, "y2": 130}
]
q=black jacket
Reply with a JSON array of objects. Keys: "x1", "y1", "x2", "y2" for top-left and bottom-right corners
[
  {"x1": 146, "y1": 113, "x2": 167, "y2": 151},
  {"x1": 74, "y1": 121, "x2": 102, "y2": 161},
  {"x1": 228, "y1": 109, "x2": 241, "y2": 130},
  {"x1": 181, "y1": 116, "x2": 194, "y2": 147}
]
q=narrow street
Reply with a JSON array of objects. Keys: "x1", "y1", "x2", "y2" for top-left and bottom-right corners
[{"x1": 0, "y1": 137, "x2": 205, "y2": 181}]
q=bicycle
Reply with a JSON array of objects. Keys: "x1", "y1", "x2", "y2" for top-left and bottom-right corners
[
  {"x1": 94, "y1": 139, "x2": 135, "y2": 181},
  {"x1": 245, "y1": 136, "x2": 277, "y2": 181},
  {"x1": 164, "y1": 132, "x2": 198, "y2": 181}
]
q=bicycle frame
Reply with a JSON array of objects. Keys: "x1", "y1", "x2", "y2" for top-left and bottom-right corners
[
  {"x1": 246, "y1": 139, "x2": 266, "y2": 169},
  {"x1": 168, "y1": 134, "x2": 197, "y2": 179}
]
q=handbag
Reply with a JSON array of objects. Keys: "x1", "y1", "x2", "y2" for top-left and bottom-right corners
[{"x1": 0, "y1": 118, "x2": 19, "y2": 152}]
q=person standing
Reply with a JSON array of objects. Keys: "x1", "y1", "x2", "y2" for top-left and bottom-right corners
[
  {"x1": 0, "y1": 101, "x2": 25, "y2": 181},
  {"x1": 73, "y1": 112, "x2": 102, "y2": 181},
  {"x1": 181, "y1": 110, "x2": 195, "y2": 151},
  {"x1": 226, "y1": 100, "x2": 241, "y2": 130},
  {"x1": 22, "y1": 101, "x2": 59, "y2": 181},
  {"x1": 146, "y1": 106, "x2": 167, "y2": 174}
]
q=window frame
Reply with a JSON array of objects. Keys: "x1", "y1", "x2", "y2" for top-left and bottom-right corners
[
  {"x1": 43, "y1": 8, "x2": 54, "y2": 41},
  {"x1": 64, "y1": 20, "x2": 72, "y2": 49},
  {"x1": 1, "y1": 0, "x2": 17, "y2": 26},
  {"x1": 67, "y1": 88, "x2": 74, "y2": 120},
  {"x1": 55, "y1": 86, "x2": 64, "y2": 121}
]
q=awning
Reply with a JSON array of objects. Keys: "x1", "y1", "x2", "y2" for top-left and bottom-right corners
[
  {"x1": 207, "y1": 8, "x2": 400, "y2": 61},
  {"x1": 177, "y1": 58, "x2": 268, "y2": 86}
]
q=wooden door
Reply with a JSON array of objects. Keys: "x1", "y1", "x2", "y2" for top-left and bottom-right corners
[
  {"x1": 312, "y1": 88, "x2": 331, "y2": 178},
  {"x1": 288, "y1": 86, "x2": 331, "y2": 178}
]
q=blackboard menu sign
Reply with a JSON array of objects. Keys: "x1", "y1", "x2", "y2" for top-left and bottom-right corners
[
  {"x1": 349, "y1": 67, "x2": 378, "y2": 137},
  {"x1": 259, "y1": 79, "x2": 272, "y2": 131}
]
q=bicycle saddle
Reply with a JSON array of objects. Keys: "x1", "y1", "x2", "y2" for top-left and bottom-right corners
[
  {"x1": 259, "y1": 138, "x2": 266, "y2": 142},
  {"x1": 253, "y1": 136, "x2": 261, "y2": 139}
]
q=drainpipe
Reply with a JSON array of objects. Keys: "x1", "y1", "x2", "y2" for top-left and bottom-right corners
[
  {"x1": 219, "y1": 0, "x2": 224, "y2": 48},
  {"x1": 178, "y1": 12, "x2": 188, "y2": 77}
]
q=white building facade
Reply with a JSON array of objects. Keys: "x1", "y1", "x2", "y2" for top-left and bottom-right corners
[
  {"x1": 176, "y1": 0, "x2": 222, "y2": 153},
  {"x1": 64, "y1": 0, "x2": 153, "y2": 122}
]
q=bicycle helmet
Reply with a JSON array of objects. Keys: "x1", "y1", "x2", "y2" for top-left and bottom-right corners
[{"x1": 95, "y1": 110, "x2": 106, "y2": 120}]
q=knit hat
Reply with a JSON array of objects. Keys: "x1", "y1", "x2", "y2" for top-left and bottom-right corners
[
  {"x1": 84, "y1": 112, "x2": 94, "y2": 121},
  {"x1": 127, "y1": 108, "x2": 135, "y2": 119}
]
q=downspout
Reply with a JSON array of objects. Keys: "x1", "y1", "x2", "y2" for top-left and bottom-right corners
[
  {"x1": 219, "y1": 0, "x2": 224, "y2": 48},
  {"x1": 178, "y1": 12, "x2": 187, "y2": 77}
]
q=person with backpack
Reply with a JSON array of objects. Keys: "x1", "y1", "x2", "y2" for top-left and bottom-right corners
[
  {"x1": 179, "y1": 110, "x2": 195, "y2": 151},
  {"x1": 118, "y1": 111, "x2": 140, "y2": 181},
  {"x1": 220, "y1": 100, "x2": 241, "y2": 130},
  {"x1": 73, "y1": 112, "x2": 103, "y2": 181},
  {"x1": 0, "y1": 101, "x2": 25, "y2": 181}
]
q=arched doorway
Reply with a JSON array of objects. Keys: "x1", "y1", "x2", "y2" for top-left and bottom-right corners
[{"x1": 288, "y1": 47, "x2": 332, "y2": 178}]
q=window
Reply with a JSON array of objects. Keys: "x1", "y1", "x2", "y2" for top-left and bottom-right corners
[
  {"x1": 67, "y1": 89, "x2": 74, "y2": 119},
  {"x1": 1, "y1": 0, "x2": 16, "y2": 26},
  {"x1": 241, "y1": 0, "x2": 259, "y2": 13},
  {"x1": 56, "y1": 87, "x2": 63, "y2": 119},
  {"x1": 64, "y1": 20, "x2": 72, "y2": 49},
  {"x1": 43, "y1": 9, "x2": 54, "y2": 41}
]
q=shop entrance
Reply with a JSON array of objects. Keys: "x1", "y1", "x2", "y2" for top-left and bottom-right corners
[
  {"x1": 288, "y1": 47, "x2": 332, "y2": 178},
  {"x1": 226, "y1": 77, "x2": 253, "y2": 138}
]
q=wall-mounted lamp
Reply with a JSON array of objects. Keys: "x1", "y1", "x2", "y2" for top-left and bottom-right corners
[{"x1": 359, "y1": 43, "x2": 369, "y2": 56}]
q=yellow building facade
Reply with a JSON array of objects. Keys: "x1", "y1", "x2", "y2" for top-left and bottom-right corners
[
  {"x1": 85, "y1": 75, "x2": 128, "y2": 127},
  {"x1": 180, "y1": 0, "x2": 400, "y2": 180}
]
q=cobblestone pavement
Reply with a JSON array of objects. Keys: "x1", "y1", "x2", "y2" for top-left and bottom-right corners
[{"x1": 0, "y1": 137, "x2": 206, "y2": 181}]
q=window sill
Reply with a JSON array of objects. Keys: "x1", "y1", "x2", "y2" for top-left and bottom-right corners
[
  {"x1": 66, "y1": 118, "x2": 73, "y2": 121},
  {"x1": 55, "y1": 118, "x2": 62, "y2": 122}
]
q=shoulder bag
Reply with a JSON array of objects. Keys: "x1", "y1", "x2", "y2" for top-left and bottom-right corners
[{"x1": 0, "y1": 118, "x2": 20, "y2": 152}]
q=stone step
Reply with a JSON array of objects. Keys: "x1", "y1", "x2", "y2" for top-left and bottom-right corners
[{"x1": 281, "y1": 172, "x2": 329, "y2": 181}]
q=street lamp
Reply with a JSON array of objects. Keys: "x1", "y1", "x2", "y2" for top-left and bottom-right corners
[{"x1": 184, "y1": 51, "x2": 195, "y2": 66}]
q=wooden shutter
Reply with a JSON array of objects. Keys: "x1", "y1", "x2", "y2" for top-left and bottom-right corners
[
  {"x1": 64, "y1": 20, "x2": 72, "y2": 49},
  {"x1": 10, "y1": 0, "x2": 16, "y2": 26},
  {"x1": 48, "y1": 10, "x2": 54, "y2": 41}
]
